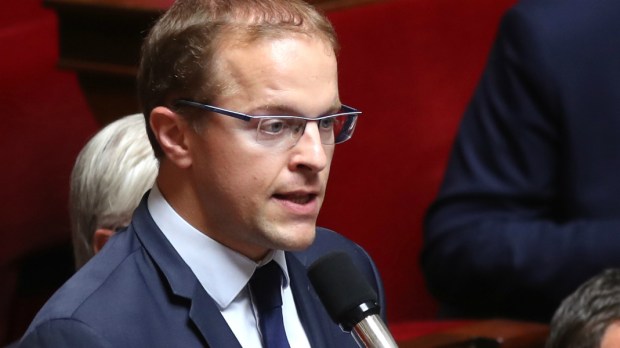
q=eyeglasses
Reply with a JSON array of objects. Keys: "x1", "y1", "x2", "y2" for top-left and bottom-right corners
[{"x1": 173, "y1": 99, "x2": 361, "y2": 148}]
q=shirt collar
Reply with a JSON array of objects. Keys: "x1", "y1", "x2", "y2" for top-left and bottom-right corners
[{"x1": 147, "y1": 185, "x2": 289, "y2": 309}]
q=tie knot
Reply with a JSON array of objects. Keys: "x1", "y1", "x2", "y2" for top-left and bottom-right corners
[{"x1": 250, "y1": 261, "x2": 283, "y2": 311}]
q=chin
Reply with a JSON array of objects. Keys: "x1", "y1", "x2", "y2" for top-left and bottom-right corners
[{"x1": 278, "y1": 225, "x2": 316, "y2": 251}]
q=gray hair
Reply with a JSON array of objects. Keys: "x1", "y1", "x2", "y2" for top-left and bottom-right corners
[
  {"x1": 69, "y1": 114, "x2": 158, "y2": 269},
  {"x1": 547, "y1": 269, "x2": 620, "y2": 348}
]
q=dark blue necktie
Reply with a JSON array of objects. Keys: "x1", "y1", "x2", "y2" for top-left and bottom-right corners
[{"x1": 249, "y1": 261, "x2": 291, "y2": 348}]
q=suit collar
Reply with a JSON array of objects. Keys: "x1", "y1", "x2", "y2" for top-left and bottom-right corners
[
  {"x1": 131, "y1": 194, "x2": 351, "y2": 348},
  {"x1": 131, "y1": 195, "x2": 242, "y2": 347},
  {"x1": 147, "y1": 185, "x2": 256, "y2": 309}
]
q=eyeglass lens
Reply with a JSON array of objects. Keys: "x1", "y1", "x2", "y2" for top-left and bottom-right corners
[{"x1": 256, "y1": 114, "x2": 356, "y2": 147}]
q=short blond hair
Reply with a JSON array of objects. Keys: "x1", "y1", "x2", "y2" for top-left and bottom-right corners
[{"x1": 137, "y1": 0, "x2": 339, "y2": 157}]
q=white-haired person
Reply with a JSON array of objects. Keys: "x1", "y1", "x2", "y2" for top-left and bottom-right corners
[{"x1": 69, "y1": 113, "x2": 158, "y2": 269}]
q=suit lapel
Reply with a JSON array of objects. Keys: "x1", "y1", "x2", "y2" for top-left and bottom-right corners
[
  {"x1": 132, "y1": 197, "x2": 242, "y2": 348},
  {"x1": 188, "y1": 282, "x2": 242, "y2": 348},
  {"x1": 132, "y1": 196, "x2": 357, "y2": 347},
  {"x1": 286, "y1": 253, "x2": 338, "y2": 348}
]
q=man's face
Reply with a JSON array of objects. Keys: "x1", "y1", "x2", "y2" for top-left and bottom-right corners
[{"x1": 185, "y1": 33, "x2": 339, "y2": 261}]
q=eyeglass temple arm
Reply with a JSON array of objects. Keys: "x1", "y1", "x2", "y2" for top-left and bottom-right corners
[
  {"x1": 175, "y1": 99, "x2": 361, "y2": 120},
  {"x1": 174, "y1": 99, "x2": 252, "y2": 121}
]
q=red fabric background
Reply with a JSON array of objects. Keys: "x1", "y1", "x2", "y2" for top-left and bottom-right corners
[
  {"x1": 0, "y1": 0, "x2": 516, "y2": 343},
  {"x1": 320, "y1": 0, "x2": 516, "y2": 323},
  {"x1": 1, "y1": 1, "x2": 98, "y2": 343}
]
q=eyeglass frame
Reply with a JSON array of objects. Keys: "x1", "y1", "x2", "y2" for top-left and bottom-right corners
[{"x1": 172, "y1": 99, "x2": 362, "y2": 146}]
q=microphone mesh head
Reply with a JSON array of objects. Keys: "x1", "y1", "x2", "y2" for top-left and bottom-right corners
[{"x1": 308, "y1": 251, "x2": 378, "y2": 327}]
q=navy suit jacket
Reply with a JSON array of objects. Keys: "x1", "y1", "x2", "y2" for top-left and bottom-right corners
[
  {"x1": 19, "y1": 197, "x2": 386, "y2": 347},
  {"x1": 422, "y1": 0, "x2": 620, "y2": 322}
]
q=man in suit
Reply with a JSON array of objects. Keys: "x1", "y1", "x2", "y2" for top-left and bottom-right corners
[
  {"x1": 422, "y1": 0, "x2": 620, "y2": 322},
  {"x1": 19, "y1": 0, "x2": 383, "y2": 346}
]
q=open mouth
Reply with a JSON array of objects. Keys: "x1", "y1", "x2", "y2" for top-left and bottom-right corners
[{"x1": 273, "y1": 193, "x2": 317, "y2": 205}]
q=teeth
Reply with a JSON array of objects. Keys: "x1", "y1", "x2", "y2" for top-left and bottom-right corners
[
  {"x1": 289, "y1": 195, "x2": 310, "y2": 204},
  {"x1": 276, "y1": 194, "x2": 312, "y2": 204}
]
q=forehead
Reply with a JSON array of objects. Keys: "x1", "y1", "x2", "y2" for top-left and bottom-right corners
[
  {"x1": 214, "y1": 28, "x2": 335, "y2": 71},
  {"x1": 210, "y1": 31, "x2": 339, "y2": 111}
]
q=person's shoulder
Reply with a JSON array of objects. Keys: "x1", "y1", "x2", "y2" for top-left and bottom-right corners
[
  {"x1": 22, "y1": 229, "x2": 145, "y2": 339},
  {"x1": 17, "y1": 317, "x2": 114, "y2": 348},
  {"x1": 507, "y1": 0, "x2": 617, "y2": 30},
  {"x1": 314, "y1": 226, "x2": 366, "y2": 254},
  {"x1": 500, "y1": 0, "x2": 564, "y2": 33},
  {"x1": 512, "y1": 0, "x2": 586, "y2": 15}
]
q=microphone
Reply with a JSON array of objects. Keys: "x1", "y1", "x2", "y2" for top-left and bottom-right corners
[{"x1": 308, "y1": 252, "x2": 397, "y2": 348}]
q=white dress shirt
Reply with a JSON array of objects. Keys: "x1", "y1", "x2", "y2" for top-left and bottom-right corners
[{"x1": 147, "y1": 185, "x2": 311, "y2": 348}]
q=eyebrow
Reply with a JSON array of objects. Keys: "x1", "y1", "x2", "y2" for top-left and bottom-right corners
[{"x1": 248, "y1": 102, "x2": 342, "y2": 117}]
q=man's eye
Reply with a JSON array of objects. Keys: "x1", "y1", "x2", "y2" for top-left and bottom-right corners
[
  {"x1": 259, "y1": 119, "x2": 287, "y2": 135},
  {"x1": 318, "y1": 117, "x2": 335, "y2": 130}
]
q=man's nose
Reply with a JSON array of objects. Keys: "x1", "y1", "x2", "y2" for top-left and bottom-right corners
[{"x1": 289, "y1": 122, "x2": 329, "y2": 173}]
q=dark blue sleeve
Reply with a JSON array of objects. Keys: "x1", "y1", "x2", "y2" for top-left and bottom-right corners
[{"x1": 421, "y1": 3, "x2": 620, "y2": 321}]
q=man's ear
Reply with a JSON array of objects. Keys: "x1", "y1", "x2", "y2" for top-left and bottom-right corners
[
  {"x1": 149, "y1": 106, "x2": 192, "y2": 168},
  {"x1": 92, "y1": 228, "x2": 115, "y2": 254}
]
